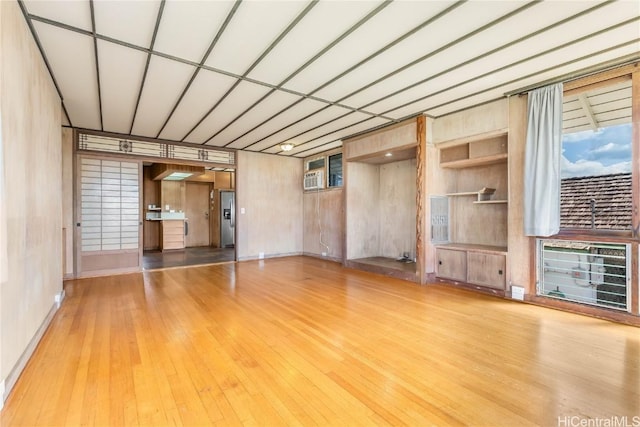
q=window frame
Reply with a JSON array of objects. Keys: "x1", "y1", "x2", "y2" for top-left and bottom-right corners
[{"x1": 556, "y1": 67, "x2": 639, "y2": 240}]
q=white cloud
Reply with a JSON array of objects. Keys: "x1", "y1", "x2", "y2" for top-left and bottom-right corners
[
  {"x1": 561, "y1": 156, "x2": 631, "y2": 178},
  {"x1": 563, "y1": 129, "x2": 602, "y2": 143}
]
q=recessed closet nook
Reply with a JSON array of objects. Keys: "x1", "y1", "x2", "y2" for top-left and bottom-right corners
[{"x1": 341, "y1": 97, "x2": 527, "y2": 296}]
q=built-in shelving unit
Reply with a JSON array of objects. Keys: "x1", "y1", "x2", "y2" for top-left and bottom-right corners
[{"x1": 435, "y1": 129, "x2": 509, "y2": 290}]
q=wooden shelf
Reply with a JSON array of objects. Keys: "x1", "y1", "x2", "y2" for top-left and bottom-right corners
[
  {"x1": 446, "y1": 192, "x2": 478, "y2": 197},
  {"x1": 440, "y1": 153, "x2": 507, "y2": 169},
  {"x1": 435, "y1": 243, "x2": 508, "y2": 255},
  {"x1": 446, "y1": 188, "x2": 500, "y2": 203},
  {"x1": 474, "y1": 200, "x2": 508, "y2": 204}
]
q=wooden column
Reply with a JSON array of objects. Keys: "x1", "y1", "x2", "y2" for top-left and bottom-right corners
[{"x1": 416, "y1": 115, "x2": 427, "y2": 284}]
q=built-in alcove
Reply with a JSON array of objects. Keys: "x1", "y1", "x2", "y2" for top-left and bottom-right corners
[{"x1": 343, "y1": 119, "x2": 420, "y2": 282}]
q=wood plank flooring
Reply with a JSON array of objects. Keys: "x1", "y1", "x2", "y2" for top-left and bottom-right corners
[{"x1": 2, "y1": 256, "x2": 639, "y2": 426}]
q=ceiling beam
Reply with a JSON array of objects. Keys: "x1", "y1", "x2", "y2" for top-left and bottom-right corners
[
  {"x1": 89, "y1": 0, "x2": 103, "y2": 131},
  {"x1": 129, "y1": 0, "x2": 165, "y2": 134},
  {"x1": 578, "y1": 93, "x2": 599, "y2": 131}
]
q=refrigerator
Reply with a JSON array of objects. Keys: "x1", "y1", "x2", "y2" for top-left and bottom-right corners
[{"x1": 220, "y1": 191, "x2": 235, "y2": 248}]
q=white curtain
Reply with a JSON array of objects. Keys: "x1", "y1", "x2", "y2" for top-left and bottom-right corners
[{"x1": 524, "y1": 83, "x2": 563, "y2": 236}]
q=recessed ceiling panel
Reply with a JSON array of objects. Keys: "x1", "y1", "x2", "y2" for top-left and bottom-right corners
[
  {"x1": 205, "y1": 1, "x2": 308, "y2": 76},
  {"x1": 154, "y1": 1, "x2": 234, "y2": 63},
  {"x1": 94, "y1": 1, "x2": 160, "y2": 47},
  {"x1": 226, "y1": 97, "x2": 330, "y2": 149},
  {"x1": 206, "y1": 91, "x2": 304, "y2": 146},
  {"x1": 283, "y1": 0, "x2": 458, "y2": 95},
  {"x1": 248, "y1": 1, "x2": 383, "y2": 85},
  {"x1": 33, "y1": 21, "x2": 100, "y2": 129},
  {"x1": 184, "y1": 81, "x2": 272, "y2": 144},
  {"x1": 131, "y1": 56, "x2": 195, "y2": 137},
  {"x1": 158, "y1": 69, "x2": 237, "y2": 141},
  {"x1": 240, "y1": 105, "x2": 354, "y2": 152},
  {"x1": 311, "y1": 1, "x2": 526, "y2": 103},
  {"x1": 24, "y1": 1, "x2": 91, "y2": 31},
  {"x1": 97, "y1": 40, "x2": 146, "y2": 134}
]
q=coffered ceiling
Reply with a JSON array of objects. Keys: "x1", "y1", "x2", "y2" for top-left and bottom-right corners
[{"x1": 20, "y1": 0, "x2": 640, "y2": 157}]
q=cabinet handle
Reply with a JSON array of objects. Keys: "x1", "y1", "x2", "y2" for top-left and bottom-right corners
[
  {"x1": 438, "y1": 260, "x2": 442, "y2": 265},
  {"x1": 498, "y1": 269, "x2": 503, "y2": 275}
]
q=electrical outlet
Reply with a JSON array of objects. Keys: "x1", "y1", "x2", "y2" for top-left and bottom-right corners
[
  {"x1": 258, "y1": 252, "x2": 264, "y2": 259},
  {"x1": 322, "y1": 252, "x2": 327, "y2": 257}
]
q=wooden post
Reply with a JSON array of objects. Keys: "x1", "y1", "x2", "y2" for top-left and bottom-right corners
[{"x1": 416, "y1": 115, "x2": 427, "y2": 284}]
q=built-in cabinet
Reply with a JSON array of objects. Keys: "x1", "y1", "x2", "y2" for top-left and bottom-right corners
[
  {"x1": 436, "y1": 245, "x2": 506, "y2": 289},
  {"x1": 161, "y1": 220, "x2": 185, "y2": 251},
  {"x1": 433, "y1": 126, "x2": 509, "y2": 290}
]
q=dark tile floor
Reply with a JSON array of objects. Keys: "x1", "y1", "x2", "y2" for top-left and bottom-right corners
[{"x1": 143, "y1": 246, "x2": 235, "y2": 270}]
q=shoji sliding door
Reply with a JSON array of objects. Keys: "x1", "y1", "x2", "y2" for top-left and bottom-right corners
[{"x1": 77, "y1": 157, "x2": 141, "y2": 276}]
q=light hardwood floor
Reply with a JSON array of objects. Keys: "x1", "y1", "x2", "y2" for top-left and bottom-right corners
[{"x1": 2, "y1": 256, "x2": 639, "y2": 426}]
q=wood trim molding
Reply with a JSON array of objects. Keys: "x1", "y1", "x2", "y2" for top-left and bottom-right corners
[
  {"x1": 416, "y1": 115, "x2": 427, "y2": 284},
  {"x1": 563, "y1": 62, "x2": 639, "y2": 93}
]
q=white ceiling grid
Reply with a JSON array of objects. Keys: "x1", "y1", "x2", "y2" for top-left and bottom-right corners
[
  {"x1": 153, "y1": 1, "x2": 232, "y2": 63},
  {"x1": 97, "y1": 40, "x2": 147, "y2": 134},
  {"x1": 157, "y1": 69, "x2": 238, "y2": 141},
  {"x1": 20, "y1": 0, "x2": 640, "y2": 157},
  {"x1": 130, "y1": 56, "x2": 195, "y2": 137}
]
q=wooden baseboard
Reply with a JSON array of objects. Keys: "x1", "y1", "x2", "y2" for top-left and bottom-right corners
[
  {"x1": 237, "y1": 251, "x2": 303, "y2": 262},
  {"x1": 2, "y1": 290, "x2": 63, "y2": 406}
]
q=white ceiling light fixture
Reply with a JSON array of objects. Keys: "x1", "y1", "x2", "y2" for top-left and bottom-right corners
[{"x1": 280, "y1": 143, "x2": 295, "y2": 152}]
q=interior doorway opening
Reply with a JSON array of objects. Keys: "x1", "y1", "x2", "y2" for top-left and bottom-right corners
[{"x1": 142, "y1": 163, "x2": 236, "y2": 270}]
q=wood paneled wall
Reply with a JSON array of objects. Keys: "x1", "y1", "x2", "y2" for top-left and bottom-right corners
[
  {"x1": 236, "y1": 151, "x2": 303, "y2": 260},
  {"x1": 507, "y1": 95, "x2": 532, "y2": 294},
  {"x1": 346, "y1": 162, "x2": 381, "y2": 259},
  {"x1": 379, "y1": 159, "x2": 417, "y2": 259},
  {"x1": 0, "y1": 0, "x2": 63, "y2": 401},
  {"x1": 303, "y1": 189, "x2": 343, "y2": 260},
  {"x1": 432, "y1": 99, "x2": 509, "y2": 144},
  {"x1": 61, "y1": 128, "x2": 74, "y2": 277},
  {"x1": 143, "y1": 166, "x2": 160, "y2": 250}
]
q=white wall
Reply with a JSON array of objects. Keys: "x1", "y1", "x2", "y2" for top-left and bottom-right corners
[{"x1": 236, "y1": 151, "x2": 303, "y2": 260}]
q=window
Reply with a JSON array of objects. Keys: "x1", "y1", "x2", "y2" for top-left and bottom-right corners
[
  {"x1": 561, "y1": 79, "x2": 632, "y2": 231},
  {"x1": 307, "y1": 157, "x2": 325, "y2": 171},
  {"x1": 328, "y1": 153, "x2": 343, "y2": 187},
  {"x1": 538, "y1": 239, "x2": 630, "y2": 312}
]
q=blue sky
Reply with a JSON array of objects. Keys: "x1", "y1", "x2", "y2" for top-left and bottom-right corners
[{"x1": 561, "y1": 123, "x2": 632, "y2": 178}]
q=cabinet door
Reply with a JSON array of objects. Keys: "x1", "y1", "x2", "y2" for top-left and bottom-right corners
[
  {"x1": 467, "y1": 252, "x2": 505, "y2": 289},
  {"x1": 436, "y1": 249, "x2": 467, "y2": 281}
]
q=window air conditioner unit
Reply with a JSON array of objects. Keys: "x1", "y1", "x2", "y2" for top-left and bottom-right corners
[{"x1": 304, "y1": 170, "x2": 324, "y2": 190}]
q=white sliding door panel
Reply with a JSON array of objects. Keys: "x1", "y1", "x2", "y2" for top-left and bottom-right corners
[{"x1": 78, "y1": 157, "x2": 141, "y2": 276}]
